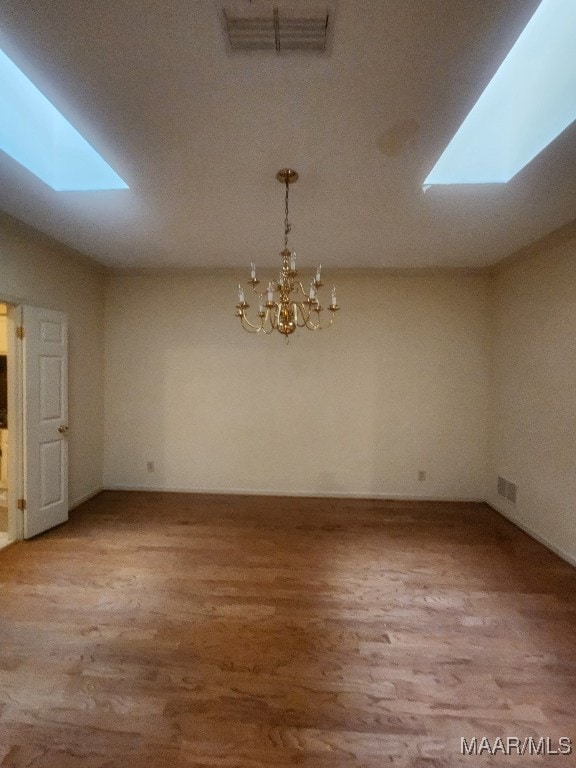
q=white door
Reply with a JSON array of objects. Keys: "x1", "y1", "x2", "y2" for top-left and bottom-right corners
[{"x1": 23, "y1": 306, "x2": 68, "y2": 538}]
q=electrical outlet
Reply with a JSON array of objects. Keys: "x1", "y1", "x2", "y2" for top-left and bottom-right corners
[
  {"x1": 418, "y1": 470, "x2": 426, "y2": 482},
  {"x1": 146, "y1": 461, "x2": 155, "y2": 472}
]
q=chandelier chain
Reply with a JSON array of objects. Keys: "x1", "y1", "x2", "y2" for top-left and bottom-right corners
[{"x1": 284, "y1": 178, "x2": 291, "y2": 250}]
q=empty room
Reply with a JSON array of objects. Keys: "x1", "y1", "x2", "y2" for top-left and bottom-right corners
[{"x1": 0, "y1": 1, "x2": 575, "y2": 766}]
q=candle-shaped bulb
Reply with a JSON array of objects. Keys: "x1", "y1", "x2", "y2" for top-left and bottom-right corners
[
  {"x1": 267, "y1": 282, "x2": 274, "y2": 303},
  {"x1": 250, "y1": 262, "x2": 256, "y2": 280},
  {"x1": 309, "y1": 282, "x2": 316, "y2": 299},
  {"x1": 316, "y1": 264, "x2": 322, "y2": 282},
  {"x1": 331, "y1": 286, "x2": 337, "y2": 307},
  {"x1": 290, "y1": 251, "x2": 296, "y2": 271},
  {"x1": 238, "y1": 284, "x2": 245, "y2": 303}
]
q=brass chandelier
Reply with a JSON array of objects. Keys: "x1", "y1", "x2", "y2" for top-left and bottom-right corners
[{"x1": 235, "y1": 169, "x2": 339, "y2": 336}]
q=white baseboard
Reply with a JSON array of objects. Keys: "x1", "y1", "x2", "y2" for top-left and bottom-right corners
[
  {"x1": 486, "y1": 500, "x2": 576, "y2": 569},
  {"x1": 104, "y1": 484, "x2": 484, "y2": 503},
  {"x1": 69, "y1": 487, "x2": 104, "y2": 511}
]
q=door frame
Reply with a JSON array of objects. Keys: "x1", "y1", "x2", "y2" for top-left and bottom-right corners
[{"x1": 1, "y1": 298, "x2": 24, "y2": 542}]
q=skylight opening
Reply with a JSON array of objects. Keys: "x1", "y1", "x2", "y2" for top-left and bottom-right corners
[
  {"x1": 0, "y1": 46, "x2": 128, "y2": 191},
  {"x1": 424, "y1": 0, "x2": 576, "y2": 188}
]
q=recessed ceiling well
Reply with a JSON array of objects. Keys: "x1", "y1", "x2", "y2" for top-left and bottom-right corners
[
  {"x1": 0, "y1": 46, "x2": 128, "y2": 191},
  {"x1": 425, "y1": 0, "x2": 576, "y2": 187}
]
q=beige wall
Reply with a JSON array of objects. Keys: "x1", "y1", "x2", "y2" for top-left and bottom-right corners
[
  {"x1": 488, "y1": 236, "x2": 576, "y2": 566},
  {"x1": 2, "y1": 206, "x2": 574, "y2": 566},
  {"x1": 104, "y1": 270, "x2": 490, "y2": 499},
  {"x1": 0, "y1": 212, "x2": 106, "y2": 506}
]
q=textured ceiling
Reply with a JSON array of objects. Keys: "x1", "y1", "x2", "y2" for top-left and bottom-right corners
[{"x1": 0, "y1": 0, "x2": 575, "y2": 269}]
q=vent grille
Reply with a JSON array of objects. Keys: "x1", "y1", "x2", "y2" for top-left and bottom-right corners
[
  {"x1": 497, "y1": 475, "x2": 518, "y2": 504},
  {"x1": 223, "y1": 4, "x2": 331, "y2": 53},
  {"x1": 506, "y1": 481, "x2": 517, "y2": 504}
]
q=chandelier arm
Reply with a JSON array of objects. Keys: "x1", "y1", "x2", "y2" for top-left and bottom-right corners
[
  {"x1": 291, "y1": 301, "x2": 306, "y2": 328},
  {"x1": 293, "y1": 302, "x2": 309, "y2": 327},
  {"x1": 266, "y1": 306, "x2": 280, "y2": 331},
  {"x1": 294, "y1": 280, "x2": 308, "y2": 297},
  {"x1": 304, "y1": 315, "x2": 321, "y2": 330},
  {"x1": 240, "y1": 313, "x2": 264, "y2": 332},
  {"x1": 307, "y1": 310, "x2": 338, "y2": 331},
  {"x1": 259, "y1": 308, "x2": 276, "y2": 334},
  {"x1": 259, "y1": 318, "x2": 276, "y2": 334}
]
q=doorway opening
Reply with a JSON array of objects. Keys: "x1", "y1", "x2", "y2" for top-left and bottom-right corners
[
  {"x1": 0, "y1": 303, "x2": 11, "y2": 546},
  {"x1": 0, "y1": 302, "x2": 13, "y2": 547},
  {"x1": 0, "y1": 300, "x2": 24, "y2": 547}
]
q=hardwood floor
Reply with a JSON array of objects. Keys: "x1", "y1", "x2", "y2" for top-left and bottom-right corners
[{"x1": 0, "y1": 491, "x2": 575, "y2": 767}]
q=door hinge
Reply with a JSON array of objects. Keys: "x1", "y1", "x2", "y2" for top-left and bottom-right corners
[
  {"x1": 17, "y1": 498, "x2": 26, "y2": 511},
  {"x1": 16, "y1": 325, "x2": 25, "y2": 339}
]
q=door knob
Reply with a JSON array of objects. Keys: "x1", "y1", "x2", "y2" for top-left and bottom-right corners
[{"x1": 58, "y1": 425, "x2": 69, "y2": 434}]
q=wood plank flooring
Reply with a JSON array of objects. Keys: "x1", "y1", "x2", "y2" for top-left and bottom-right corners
[{"x1": 0, "y1": 491, "x2": 575, "y2": 767}]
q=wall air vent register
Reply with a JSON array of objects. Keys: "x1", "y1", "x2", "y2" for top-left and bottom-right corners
[{"x1": 498, "y1": 475, "x2": 518, "y2": 504}]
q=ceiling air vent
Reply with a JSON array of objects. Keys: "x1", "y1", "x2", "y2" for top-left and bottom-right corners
[{"x1": 222, "y1": 2, "x2": 332, "y2": 53}]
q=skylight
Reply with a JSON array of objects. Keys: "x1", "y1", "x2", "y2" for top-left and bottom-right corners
[
  {"x1": 0, "y1": 47, "x2": 128, "y2": 191},
  {"x1": 424, "y1": 0, "x2": 576, "y2": 187}
]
